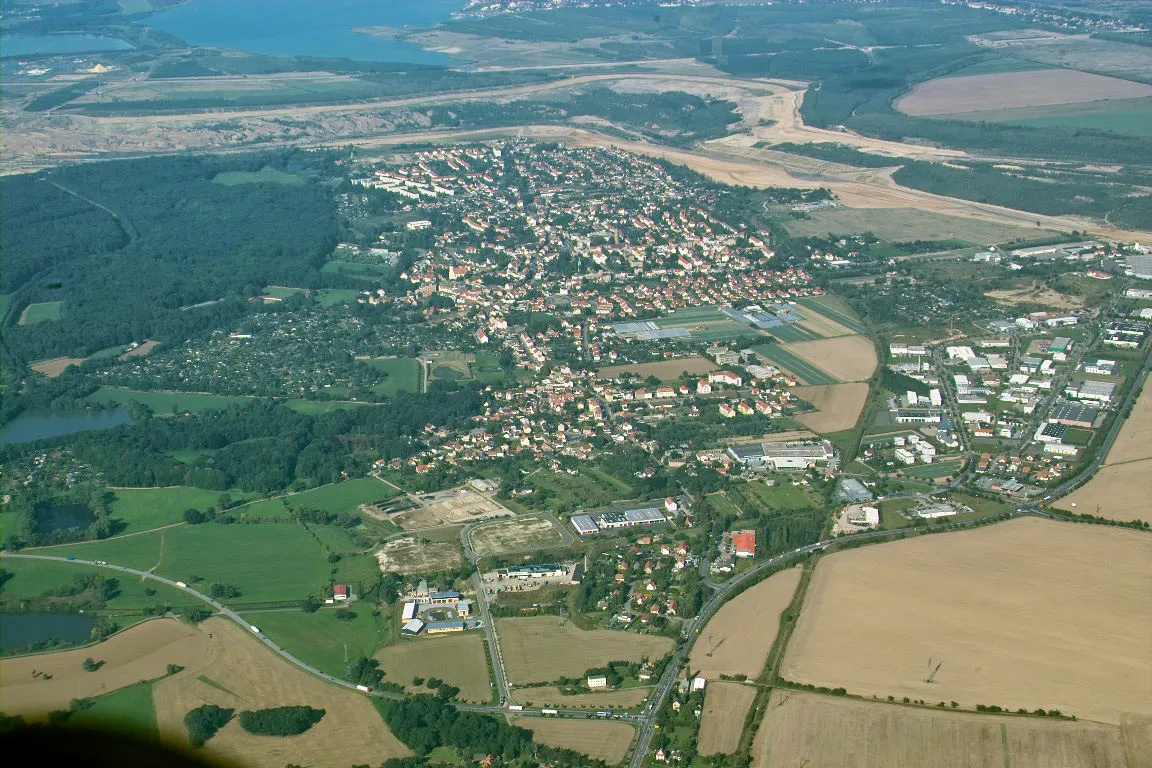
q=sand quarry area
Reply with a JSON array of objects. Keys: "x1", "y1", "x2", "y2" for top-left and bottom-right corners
[
  {"x1": 896, "y1": 69, "x2": 1152, "y2": 116},
  {"x1": 782, "y1": 518, "x2": 1152, "y2": 724}
]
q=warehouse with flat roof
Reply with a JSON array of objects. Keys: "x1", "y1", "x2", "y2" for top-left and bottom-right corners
[{"x1": 727, "y1": 440, "x2": 834, "y2": 470}]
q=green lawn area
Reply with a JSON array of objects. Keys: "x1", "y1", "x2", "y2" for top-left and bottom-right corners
[
  {"x1": 86, "y1": 387, "x2": 255, "y2": 413},
  {"x1": 764, "y1": 323, "x2": 822, "y2": 343},
  {"x1": 213, "y1": 167, "x2": 305, "y2": 186},
  {"x1": 1064, "y1": 428, "x2": 1095, "y2": 446},
  {"x1": 30, "y1": 523, "x2": 333, "y2": 603},
  {"x1": 284, "y1": 399, "x2": 374, "y2": 414},
  {"x1": 900, "y1": 459, "x2": 964, "y2": 479},
  {"x1": 18, "y1": 301, "x2": 63, "y2": 325},
  {"x1": 705, "y1": 492, "x2": 744, "y2": 520},
  {"x1": 731, "y1": 480, "x2": 818, "y2": 513},
  {"x1": 316, "y1": 288, "x2": 363, "y2": 307},
  {"x1": 321, "y1": 261, "x2": 391, "y2": 282},
  {"x1": 752, "y1": 344, "x2": 838, "y2": 385},
  {"x1": 242, "y1": 606, "x2": 392, "y2": 678},
  {"x1": 524, "y1": 469, "x2": 629, "y2": 512},
  {"x1": 945, "y1": 491, "x2": 1011, "y2": 517},
  {"x1": 262, "y1": 285, "x2": 306, "y2": 299},
  {"x1": 0, "y1": 558, "x2": 201, "y2": 610},
  {"x1": 363, "y1": 358, "x2": 422, "y2": 396},
  {"x1": 68, "y1": 680, "x2": 158, "y2": 739},
  {"x1": 281, "y1": 478, "x2": 401, "y2": 516},
  {"x1": 88, "y1": 344, "x2": 130, "y2": 360},
  {"x1": 878, "y1": 497, "x2": 920, "y2": 530},
  {"x1": 108, "y1": 486, "x2": 260, "y2": 534}
]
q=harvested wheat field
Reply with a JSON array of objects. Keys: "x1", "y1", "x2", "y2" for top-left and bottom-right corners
[
  {"x1": 781, "y1": 336, "x2": 877, "y2": 383},
  {"x1": 794, "y1": 383, "x2": 870, "y2": 433},
  {"x1": 752, "y1": 690, "x2": 1143, "y2": 768},
  {"x1": 512, "y1": 686, "x2": 650, "y2": 709},
  {"x1": 596, "y1": 356, "x2": 715, "y2": 381},
  {"x1": 699, "y1": 682, "x2": 758, "y2": 756},
  {"x1": 796, "y1": 311, "x2": 855, "y2": 339},
  {"x1": 29, "y1": 357, "x2": 86, "y2": 377},
  {"x1": 689, "y1": 566, "x2": 801, "y2": 680},
  {"x1": 375, "y1": 633, "x2": 492, "y2": 703},
  {"x1": 498, "y1": 617, "x2": 673, "y2": 684},
  {"x1": 1054, "y1": 461, "x2": 1152, "y2": 522},
  {"x1": 782, "y1": 518, "x2": 1152, "y2": 724},
  {"x1": 0, "y1": 618, "x2": 209, "y2": 717},
  {"x1": 511, "y1": 717, "x2": 635, "y2": 764},
  {"x1": 1103, "y1": 373, "x2": 1152, "y2": 464},
  {"x1": 897, "y1": 70, "x2": 1152, "y2": 116},
  {"x1": 152, "y1": 617, "x2": 409, "y2": 767}
]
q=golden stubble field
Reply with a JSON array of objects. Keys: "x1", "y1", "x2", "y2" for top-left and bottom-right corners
[
  {"x1": 0, "y1": 618, "x2": 210, "y2": 717},
  {"x1": 752, "y1": 690, "x2": 1148, "y2": 768},
  {"x1": 496, "y1": 616, "x2": 673, "y2": 684},
  {"x1": 595, "y1": 356, "x2": 716, "y2": 381},
  {"x1": 689, "y1": 566, "x2": 801, "y2": 680},
  {"x1": 896, "y1": 69, "x2": 1152, "y2": 116},
  {"x1": 698, "y1": 681, "x2": 758, "y2": 756},
  {"x1": 375, "y1": 633, "x2": 492, "y2": 703},
  {"x1": 510, "y1": 716, "x2": 636, "y2": 764},
  {"x1": 782, "y1": 518, "x2": 1152, "y2": 724},
  {"x1": 793, "y1": 382, "x2": 870, "y2": 433},
  {"x1": 781, "y1": 336, "x2": 877, "y2": 383},
  {"x1": 1056, "y1": 371, "x2": 1151, "y2": 521},
  {"x1": 152, "y1": 618, "x2": 410, "y2": 768}
]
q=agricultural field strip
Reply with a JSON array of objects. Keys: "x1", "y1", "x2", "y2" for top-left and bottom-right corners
[{"x1": 753, "y1": 344, "x2": 838, "y2": 385}]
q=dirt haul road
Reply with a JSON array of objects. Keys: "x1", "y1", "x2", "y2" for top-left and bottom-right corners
[{"x1": 7, "y1": 70, "x2": 1150, "y2": 241}]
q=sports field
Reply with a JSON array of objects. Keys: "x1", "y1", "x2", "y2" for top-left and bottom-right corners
[
  {"x1": 901, "y1": 459, "x2": 964, "y2": 479},
  {"x1": 0, "y1": 618, "x2": 210, "y2": 718},
  {"x1": 780, "y1": 336, "x2": 877, "y2": 383},
  {"x1": 18, "y1": 301, "x2": 63, "y2": 325},
  {"x1": 85, "y1": 387, "x2": 255, "y2": 413},
  {"x1": 782, "y1": 518, "x2": 1152, "y2": 724},
  {"x1": 793, "y1": 383, "x2": 869, "y2": 433},
  {"x1": 596, "y1": 356, "x2": 715, "y2": 381},
  {"x1": 33, "y1": 523, "x2": 333, "y2": 604},
  {"x1": 468, "y1": 517, "x2": 564, "y2": 556},
  {"x1": 689, "y1": 566, "x2": 801, "y2": 680},
  {"x1": 496, "y1": 616, "x2": 673, "y2": 684},
  {"x1": 752, "y1": 690, "x2": 1142, "y2": 768},
  {"x1": 698, "y1": 682, "x2": 757, "y2": 756},
  {"x1": 213, "y1": 167, "x2": 304, "y2": 186},
  {"x1": 152, "y1": 618, "x2": 410, "y2": 768},
  {"x1": 362, "y1": 357, "x2": 422, "y2": 396},
  {"x1": 896, "y1": 69, "x2": 1152, "y2": 116},
  {"x1": 511, "y1": 717, "x2": 635, "y2": 764},
  {"x1": 753, "y1": 344, "x2": 837, "y2": 386},
  {"x1": 375, "y1": 633, "x2": 492, "y2": 703}
]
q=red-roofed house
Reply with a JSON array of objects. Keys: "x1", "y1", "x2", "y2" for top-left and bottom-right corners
[
  {"x1": 732, "y1": 530, "x2": 756, "y2": 559},
  {"x1": 334, "y1": 584, "x2": 350, "y2": 601}
]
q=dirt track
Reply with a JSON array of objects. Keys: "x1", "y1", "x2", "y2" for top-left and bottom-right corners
[{"x1": 6, "y1": 69, "x2": 1150, "y2": 241}]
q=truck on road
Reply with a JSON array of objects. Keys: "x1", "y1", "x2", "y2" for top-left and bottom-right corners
[{"x1": 249, "y1": 625, "x2": 260, "y2": 634}]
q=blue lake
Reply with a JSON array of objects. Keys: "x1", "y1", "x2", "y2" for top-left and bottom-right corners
[
  {"x1": 0, "y1": 614, "x2": 99, "y2": 654},
  {"x1": 144, "y1": 0, "x2": 468, "y2": 65},
  {"x1": 1, "y1": 34, "x2": 135, "y2": 58},
  {"x1": 0, "y1": 408, "x2": 134, "y2": 445}
]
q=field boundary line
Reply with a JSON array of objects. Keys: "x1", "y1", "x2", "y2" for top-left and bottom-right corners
[{"x1": 21, "y1": 521, "x2": 187, "y2": 550}]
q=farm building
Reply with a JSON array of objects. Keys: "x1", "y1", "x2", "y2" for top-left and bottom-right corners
[
  {"x1": 402, "y1": 619, "x2": 425, "y2": 636},
  {"x1": 732, "y1": 530, "x2": 756, "y2": 558},
  {"x1": 333, "y1": 584, "x2": 349, "y2": 601},
  {"x1": 727, "y1": 440, "x2": 835, "y2": 470},
  {"x1": 425, "y1": 620, "x2": 466, "y2": 634}
]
